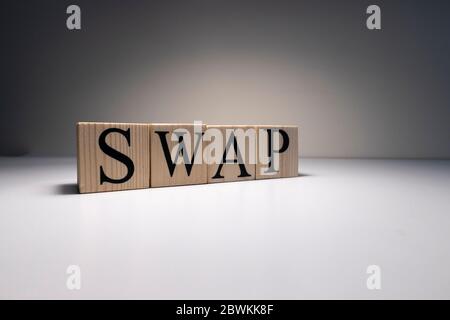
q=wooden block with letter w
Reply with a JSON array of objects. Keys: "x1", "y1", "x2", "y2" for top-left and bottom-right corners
[
  {"x1": 76, "y1": 122, "x2": 150, "y2": 193},
  {"x1": 150, "y1": 123, "x2": 207, "y2": 187}
]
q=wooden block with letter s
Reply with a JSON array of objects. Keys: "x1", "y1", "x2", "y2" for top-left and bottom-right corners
[
  {"x1": 205, "y1": 125, "x2": 256, "y2": 183},
  {"x1": 76, "y1": 122, "x2": 150, "y2": 193},
  {"x1": 150, "y1": 123, "x2": 207, "y2": 187},
  {"x1": 256, "y1": 125, "x2": 298, "y2": 179}
]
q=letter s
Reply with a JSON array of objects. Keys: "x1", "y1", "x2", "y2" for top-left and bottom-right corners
[{"x1": 98, "y1": 128, "x2": 135, "y2": 184}]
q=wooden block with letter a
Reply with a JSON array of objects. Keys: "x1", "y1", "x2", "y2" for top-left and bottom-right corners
[
  {"x1": 256, "y1": 125, "x2": 298, "y2": 179},
  {"x1": 150, "y1": 123, "x2": 207, "y2": 187},
  {"x1": 206, "y1": 125, "x2": 256, "y2": 183},
  {"x1": 77, "y1": 122, "x2": 150, "y2": 193}
]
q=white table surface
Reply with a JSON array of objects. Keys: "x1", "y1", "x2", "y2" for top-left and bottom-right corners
[{"x1": 0, "y1": 157, "x2": 449, "y2": 299}]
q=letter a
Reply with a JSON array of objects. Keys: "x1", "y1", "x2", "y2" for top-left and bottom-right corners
[
  {"x1": 66, "y1": 5, "x2": 81, "y2": 30},
  {"x1": 366, "y1": 5, "x2": 381, "y2": 30},
  {"x1": 366, "y1": 265, "x2": 381, "y2": 290},
  {"x1": 66, "y1": 265, "x2": 81, "y2": 290}
]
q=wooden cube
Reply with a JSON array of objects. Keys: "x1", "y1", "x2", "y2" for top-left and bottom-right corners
[
  {"x1": 77, "y1": 122, "x2": 150, "y2": 193},
  {"x1": 150, "y1": 123, "x2": 207, "y2": 187},
  {"x1": 206, "y1": 125, "x2": 256, "y2": 183},
  {"x1": 256, "y1": 125, "x2": 298, "y2": 179}
]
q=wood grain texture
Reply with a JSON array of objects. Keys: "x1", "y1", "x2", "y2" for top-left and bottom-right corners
[
  {"x1": 256, "y1": 125, "x2": 298, "y2": 179},
  {"x1": 77, "y1": 122, "x2": 150, "y2": 193},
  {"x1": 150, "y1": 123, "x2": 207, "y2": 187},
  {"x1": 206, "y1": 125, "x2": 256, "y2": 183}
]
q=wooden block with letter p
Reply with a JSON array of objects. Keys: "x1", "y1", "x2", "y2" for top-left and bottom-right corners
[
  {"x1": 256, "y1": 125, "x2": 298, "y2": 179},
  {"x1": 150, "y1": 123, "x2": 207, "y2": 187},
  {"x1": 76, "y1": 122, "x2": 150, "y2": 193},
  {"x1": 205, "y1": 125, "x2": 256, "y2": 183}
]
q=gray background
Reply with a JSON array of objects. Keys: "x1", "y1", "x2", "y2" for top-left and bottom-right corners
[{"x1": 1, "y1": 0, "x2": 450, "y2": 158}]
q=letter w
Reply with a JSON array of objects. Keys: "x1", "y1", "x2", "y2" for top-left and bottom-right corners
[{"x1": 156, "y1": 131, "x2": 203, "y2": 177}]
